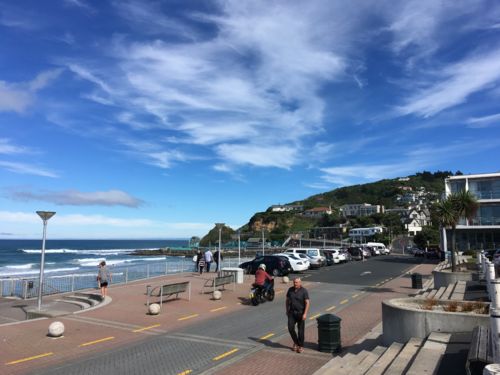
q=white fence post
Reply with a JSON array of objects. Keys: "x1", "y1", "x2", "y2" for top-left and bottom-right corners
[
  {"x1": 125, "y1": 268, "x2": 129, "y2": 284},
  {"x1": 488, "y1": 262, "x2": 496, "y2": 297},
  {"x1": 492, "y1": 280, "x2": 500, "y2": 310},
  {"x1": 491, "y1": 308, "x2": 500, "y2": 364}
]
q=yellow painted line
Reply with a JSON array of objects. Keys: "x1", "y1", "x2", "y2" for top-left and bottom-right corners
[
  {"x1": 178, "y1": 370, "x2": 192, "y2": 375},
  {"x1": 6, "y1": 352, "x2": 53, "y2": 365},
  {"x1": 340, "y1": 299, "x2": 349, "y2": 305},
  {"x1": 210, "y1": 306, "x2": 227, "y2": 312},
  {"x1": 309, "y1": 313, "x2": 321, "y2": 320},
  {"x1": 326, "y1": 305, "x2": 336, "y2": 311},
  {"x1": 213, "y1": 348, "x2": 239, "y2": 361},
  {"x1": 260, "y1": 333, "x2": 275, "y2": 340},
  {"x1": 133, "y1": 324, "x2": 161, "y2": 332},
  {"x1": 178, "y1": 314, "x2": 199, "y2": 321},
  {"x1": 352, "y1": 294, "x2": 359, "y2": 298},
  {"x1": 79, "y1": 336, "x2": 115, "y2": 347}
]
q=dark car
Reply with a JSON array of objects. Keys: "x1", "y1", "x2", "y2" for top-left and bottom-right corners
[
  {"x1": 413, "y1": 248, "x2": 426, "y2": 257},
  {"x1": 484, "y1": 249, "x2": 498, "y2": 261},
  {"x1": 239, "y1": 255, "x2": 292, "y2": 276},
  {"x1": 347, "y1": 247, "x2": 363, "y2": 261},
  {"x1": 425, "y1": 248, "x2": 441, "y2": 259},
  {"x1": 324, "y1": 252, "x2": 334, "y2": 266}
]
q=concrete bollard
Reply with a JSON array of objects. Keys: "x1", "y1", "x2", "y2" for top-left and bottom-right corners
[
  {"x1": 213, "y1": 290, "x2": 222, "y2": 300},
  {"x1": 282, "y1": 276, "x2": 289, "y2": 284},
  {"x1": 488, "y1": 263, "x2": 496, "y2": 297},
  {"x1": 148, "y1": 303, "x2": 160, "y2": 315},
  {"x1": 484, "y1": 364, "x2": 500, "y2": 375},
  {"x1": 48, "y1": 321, "x2": 65, "y2": 337},
  {"x1": 483, "y1": 256, "x2": 488, "y2": 275},
  {"x1": 492, "y1": 280, "x2": 500, "y2": 309},
  {"x1": 491, "y1": 308, "x2": 500, "y2": 364}
]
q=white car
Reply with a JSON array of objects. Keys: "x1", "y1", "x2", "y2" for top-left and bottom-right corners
[
  {"x1": 276, "y1": 253, "x2": 309, "y2": 272},
  {"x1": 325, "y1": 248, "x2": 346, "y2": 263}
]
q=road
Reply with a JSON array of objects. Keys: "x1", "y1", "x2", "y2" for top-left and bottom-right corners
[{"x1": 34, "y1": 255, "x2": 422, "y2": 375}]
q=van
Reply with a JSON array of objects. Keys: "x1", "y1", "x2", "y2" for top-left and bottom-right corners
[
  {"x1": 366, "y1": 242, "x2": 390, "y2": 255},
  {"x1": 285, "y1": 248, "x2": 324, "y2": 269}
]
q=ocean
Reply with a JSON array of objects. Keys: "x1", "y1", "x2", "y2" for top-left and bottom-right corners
[{"x1": 0, "y1": 239, "x2": 190, "y2": 278}]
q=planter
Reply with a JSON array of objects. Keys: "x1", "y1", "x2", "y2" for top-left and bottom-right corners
[
  {"x1": 433, "y1": 269, "x2": 473, "y2": 288},
  {"x1": 382, "y1": 297, "x2": 489, "y2": 345}
]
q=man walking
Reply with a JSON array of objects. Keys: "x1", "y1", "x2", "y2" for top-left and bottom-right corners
[
  {"x1": 204, "y1": 248, "x2": 213, "y2": 272},
  {"x1": 286, "y1": 277, "x2": 310, "y2": 353},
  {"x1": 214, "y1": 249, "x2": 223, "y2": 272}
]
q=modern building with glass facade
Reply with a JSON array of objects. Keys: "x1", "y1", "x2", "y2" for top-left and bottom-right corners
[{"x1": 445, "y1": 172, "x2": 500, "y2": 250}]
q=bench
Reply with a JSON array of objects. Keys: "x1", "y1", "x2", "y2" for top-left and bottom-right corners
[
  {"x1": 201, "y1": 274, "x2": 235, "y2": 294},
  {"x1": 147, "y1": 281, "x2": 191, "y2": 308},
  {"x1": 466, "y1": 326, "x2": 492, "y2": 375}
]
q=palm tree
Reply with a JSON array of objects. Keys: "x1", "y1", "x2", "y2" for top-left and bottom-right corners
[{"x1": 434, "y1": 191, "x2": 479, "y2": 272}]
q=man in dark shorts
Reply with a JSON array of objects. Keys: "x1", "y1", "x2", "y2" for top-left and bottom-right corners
[{"x1": 286, "y1": 277, "x2": 310, "y2": 353}]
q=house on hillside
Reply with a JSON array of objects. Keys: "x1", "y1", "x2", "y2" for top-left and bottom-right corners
[
  {"x1": 302, "y1": 206, "x2": 332, "y2": 218},
  {"x1": 340, "y1": 203, "x2": 384, "y2": 217},
  {"x1": 270, "y1": 204, "x2": 304, "y2": 212},
  {"x1": 349, "y1": 226, "x2": 384, "y2": 239}
]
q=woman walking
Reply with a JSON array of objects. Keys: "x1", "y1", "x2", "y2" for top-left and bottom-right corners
[{"x1": 97, "y1": 261, "x2": 112, "y2": 298}]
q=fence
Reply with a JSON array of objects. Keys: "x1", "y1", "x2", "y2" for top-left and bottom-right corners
[{"x1": 0, "y1": 256, "x2": 252, "y2": 299}]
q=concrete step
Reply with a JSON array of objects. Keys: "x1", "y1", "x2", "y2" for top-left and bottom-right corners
[
  {"x1": 74, "y1": 292, "x2": 104, "y2": 303},
  {"x1": 450, "y1": 281, "x2": 466, "y2": 301},
  {"x1": 313, "y1": 352, "x2": 353, "y2": 375},
  {"x1": 434, "y1": 286, "x2": 446, "y2": 299},
  {"x1": 442, "y1": 283, "x2": 455, "y2": 300},
  {"x1": 405, "y1": 332, "x2": 451, "y2": 375},
  {"x1": 384, "y1": 337, "x2": 424, "y2": 375},
  {"x1": 335, "y1": 350, "x2": 371, "y2": 375},
  {"x1": 365, "y1": 342, "x2": 404, "y2": 375},
  {"x1": 62, "y1": 295, "x2": 97, "y2": 307},
  {"x1": 428, "y1": 289, "x2": 438, "y2": 299},
  {"x1": 348, "y1": 346, "x2": 387, "y2": 375},
  {"x1": 55, "y1": 298, "x2": 90, "y2": 310}
]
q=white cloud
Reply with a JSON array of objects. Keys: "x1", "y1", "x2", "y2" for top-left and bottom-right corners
[
  {"x1": 396, "y1": 48, "x2": 500, "y2": 117},
  {"x1": 0, "y1": 69, "x2": 62, "y2": 113},
  {"x1": 0, "y1": 161, "x2": 58, "y2": 178},
  {"x1": 0, "y1": 139, "x2": 31, "y2": 155},
  {"x1": 216, "y1": 143, "x2": 297, "y2": 169},
  {"x1": 467, "y1": 113, "x2": 500, "y2": 128},
  {"x1": 8, "y1": 189, "x2": 144, "y2": 207}
]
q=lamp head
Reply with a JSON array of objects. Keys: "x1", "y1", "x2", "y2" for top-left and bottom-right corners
[{"x1": 36, "y1": 211, "x2": 56, "y2": 221}]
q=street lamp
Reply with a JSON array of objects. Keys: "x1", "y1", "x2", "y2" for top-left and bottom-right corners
[
  {"x1": 215, "y1": 223, "x2": 224, "y2": 273},
  {"x1": 261, "y1": 227, "x2": 265, "y2": 255},
  {"x1": 237, "y1": 229, "x2": 241, "y2": 265},
  {"x1": 36, "y1": 211, "x2": 56, "y2": 310}
]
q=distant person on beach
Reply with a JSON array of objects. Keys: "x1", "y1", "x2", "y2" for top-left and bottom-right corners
[
  {"x1": 286, "y1": 277, "x2": 310, "y2": 353},
  {"x1": 205, "y1": 249, "x2": 213, "y2": 272},
  {"x1": 195, "y1": 250, "x2": 202, "y2": 272},
  {"x1": 97, "y1": 261, "x2": 111, "y2": 298},
  {"x1": 214, "y1": 249, "x2": 223, "y2": 272}
]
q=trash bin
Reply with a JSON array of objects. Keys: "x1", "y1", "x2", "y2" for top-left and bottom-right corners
[
  {"x1": 317, "y1": 314, "x2": 341, "y2": 353},
  {"x1": 411, "y1": 273, "x2": 423, "y2": 289}
]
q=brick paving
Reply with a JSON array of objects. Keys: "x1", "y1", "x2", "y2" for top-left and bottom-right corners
[{"x1": 0, "y1": 260, "x2": 437, "y2": 375}]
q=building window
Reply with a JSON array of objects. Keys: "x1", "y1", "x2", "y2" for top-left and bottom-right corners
[{"x1": 449, "y1": 180, "x2": 465, "y2": 194}]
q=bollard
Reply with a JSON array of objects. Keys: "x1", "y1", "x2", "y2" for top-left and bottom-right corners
[
  {"x1": 411, "y1": 273, "x2": 423, "y2": 289},
  {"x1": 317, "y1": 314, "x2": 342, "y2": 353},
  {"x1": 488, "y1": 263, "x2": 496, "y2": 297},
  {"x1": 492, "y1": 280, "x2": 500, "y2": 310},
  {"x1": 48, "y1": 321, "x2": 65, "y2": 338},
  {"x1": 483, "y1": 256, "x2": 488, "y2": 275},
  {"x1": 490, "y1": 308, "x2": 500, "y2": 364}
]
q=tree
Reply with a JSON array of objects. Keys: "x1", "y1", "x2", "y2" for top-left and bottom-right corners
[{"x1": 434, "y1": 191, "x2": 478, "y2": 272}]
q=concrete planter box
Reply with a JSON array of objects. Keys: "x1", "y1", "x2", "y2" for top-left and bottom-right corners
[
  {"x1": 433, "y1": 269, "x2": 473, "y2": 288},
  {"x1": 382, "y1": 298, "x2": 489, "y2": 345}
]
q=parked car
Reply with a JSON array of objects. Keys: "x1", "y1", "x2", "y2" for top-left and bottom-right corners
[
  {"x1": 285, "y1": 248, "x2": 325, "y2": 269},
  {"x1": 484, "y1": 249, "x2": 498, "y2": 261},
  {"x1": 323, "y1": 248, "x2": 343, "y2": 263},
  {"x1": 413, "y1": 248, "x2": 426, "y2": 257},
  {"x1": 294, "y1": 253, "x2": 312, "y2": 269},
  {"x1": 347, "y1": 247, "x2": 363, "y2": 261},
  {"x1": 340, "y1": 249, "x2": 352, "y2": 262},
  {"x1": 492, "y1": 250, "x2": 500, "y2": 266},
  {"x1": 425, "y1": 248, "x2": 441, "y2": 259},
  {"x1": 275, "y1": 253, "x2": 309, "y2": 272},
  {"x1": 366, "y1": 242, "x2": 390, "y2": 255},
  {"x1": 363, "y1": 245, "x2": 380, "y2": 256},
  {"x1": 239, "y1": 255, "x2": 292, "y2": 276},
  {"x1": 323, "y1": 252, "x2": 335, "y2": 266}
]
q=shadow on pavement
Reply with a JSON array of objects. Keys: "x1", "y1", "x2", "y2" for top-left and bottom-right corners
[{"x1": 248, "y1": 336, "x2": 293, "y2": 351}]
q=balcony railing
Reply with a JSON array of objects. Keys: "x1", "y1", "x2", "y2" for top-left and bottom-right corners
[
  {"x1": 469, "y1": 216, "x2": 500, "y2": 226},
  {"x1": 471, "y1": 190, "x2": 500, "y2": 200}
]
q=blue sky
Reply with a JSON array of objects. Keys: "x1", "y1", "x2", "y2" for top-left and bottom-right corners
[{"x1": 1, "y1": 0, "x2": 500, "y2": 239}]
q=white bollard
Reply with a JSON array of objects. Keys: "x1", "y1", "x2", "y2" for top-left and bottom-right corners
[
  {"x1": 488, "y1": 263, "x2": 496, "y2": 297},
  {"x1": 48, "y1": 321, "x2": 65, "y2": 337},
  {"x1": 213, "y1": 290, "x2": 222, "y2": 300},
  {"x1": 484, "y1": 364, "x2": 500, "y2": 375},
  {"x1": 492, "y1": 280, "x2": 500, "y2": 310},
  {"x1": 148, "y1": 303, "x2": 161, "y2": 315},
  {"x1": 483, "y1": 256, "x2": 488, "y2": 275},
  {"x1": 282, "y1": 276, "x2": 289, "y2": 284},
  {"x1": 491, "y1": 308, "x2": 500, "y2": 364}
]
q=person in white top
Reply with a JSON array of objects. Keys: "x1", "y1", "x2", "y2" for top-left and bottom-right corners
[{"x1": 204, "y1": 249, "x2": 213, "y2": 272}]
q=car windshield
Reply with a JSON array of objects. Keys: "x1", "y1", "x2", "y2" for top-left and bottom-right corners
[{"x1": 307, "y1": 250, "x2": 317, "y2": 257}]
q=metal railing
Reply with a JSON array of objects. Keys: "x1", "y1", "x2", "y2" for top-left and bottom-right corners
[{"x1": 0, "y1": 256, "x2": 252, "y2": 299}]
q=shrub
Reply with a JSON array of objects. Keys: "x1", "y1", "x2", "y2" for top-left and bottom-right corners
[
  {"x1": 443, "y1": 301, "x2": 459, "y2": 312},
  {"x1": 421, "y1": 298, "x2": 438, "y2": 310}
]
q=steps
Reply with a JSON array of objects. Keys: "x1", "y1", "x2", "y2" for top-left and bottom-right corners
[
  {"x1": 313, "y1": 332, "x2": 449, "y2": 375},
  {"x1": 24, "y1": 292, "x2": 104, "y2": 319},
  {"x1": 413, "y1": 280, "x2": 467, "y2": 301}
]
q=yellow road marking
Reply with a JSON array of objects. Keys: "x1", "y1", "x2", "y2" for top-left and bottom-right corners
[
  {"x1": 133, "y1": 324, "x2": 160, "y2": 332},
  {"x1": 6, "y1": 352, "x2": 53, "y2": 365},
  {"x1": 352, "y1": 294, "x2": 359, "y2": 298},
  {"x1": 309, "y1": 313, "x2": 321, "y2": 320},
  {"x1": 340, "y1": 299, "x2": 349, "y2": 305},
  {"x1": 210, "y1": 306, "x2": 227, "y2": 312},
  {"x1": 213, "y1": 348, "x2": 239, "y2": 361},
  {"x1": 79, "y1": 336, "x2": 115, "y2": 347},
  {"x1": 178, "y1": 370, "x2": 192, "y2": 375},
  {"x1": 260, "y1": 333, "x2": 275, "y2": 340},
  {"x1": 326, "y1": 305, "x2": 336, "y2": 311},
  {"x1": 178, "y1": 314, "x2": 199, "y2": 321}
]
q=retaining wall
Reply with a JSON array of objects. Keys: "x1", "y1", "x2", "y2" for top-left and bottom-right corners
[{"x1": 433, "y1": 269, "x2": 473, "y2": 288}]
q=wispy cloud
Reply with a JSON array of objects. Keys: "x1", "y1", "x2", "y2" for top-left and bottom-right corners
[
  {"x1": 0, "y1": 161, "x2": 58, "y2": 178},
  {"x1": 0, "y1": 69, "x2": 62, "y2": 113},
  {"x1": 467, "y1": 113, "x2": 500, "y2": 128},
  {"x1": 8, "y1": 189, "x2": 144, "y2": 207},
  {"x1": 395, "y1": 48, "x2": 500, "y2": 117},
  {"x1": 0, "y1": 139, "x2": 31, "y2": 155}
]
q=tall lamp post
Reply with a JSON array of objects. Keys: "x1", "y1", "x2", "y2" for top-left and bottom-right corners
[
  {"x1": 261, "y1": 227, "x2": 265, "y2": 255},
  {"x1": 237, "y1": 229, "x2": 241, "y2": 265},
  {"x1": 215, "y1": 223, "x2": 224, "y2": 273},
  {"x1": 36, "y1": 211, "x2": 56, "y2": 311}
]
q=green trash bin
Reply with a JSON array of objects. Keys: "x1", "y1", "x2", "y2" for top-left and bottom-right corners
[{"x1": 317, "y1": 314, "x2": 341, "y2": 353}]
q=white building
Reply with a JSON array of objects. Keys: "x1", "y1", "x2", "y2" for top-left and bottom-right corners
[
  {"x1": 270, "y1": 204, "x2": 304, "y2": 212},
  {"x1": 340, "y1": 203, "x2": 384, "y2": 217},
  {"x1": 349, "y1": 226, "x2": 384, "y2": 239},
  {"x1": 444, "y1": 172, "x2": 500, "y2": 250}
]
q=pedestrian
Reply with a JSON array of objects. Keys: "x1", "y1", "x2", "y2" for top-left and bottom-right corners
[
  {"x1": 97, "y1": 261, "x2": 112, "y2": 298},
  {"x1": 205, "y1": 248, "x2": 213, "y2": 272},
  {"x1": 195, "y1": 250, "x2": 202, "y2": 272},
  {"x1": 286, "y1": 277, "x2": 310, "y2": 353},
  {"x1": 198, "y1": 255, "x2": 206, "y2": 275},
  {"x1": 214, "y1": 249, "x2": 224, "y2": 272}
]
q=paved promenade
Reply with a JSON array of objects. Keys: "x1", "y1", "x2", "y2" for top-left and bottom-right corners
[{"x1": 0, "y1": 258, "x2": 437, "y2": 375}]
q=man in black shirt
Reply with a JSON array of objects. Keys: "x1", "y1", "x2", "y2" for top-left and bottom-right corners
[{"x1": 286, "y1": 277, "x2": 310, "y2": 353}]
